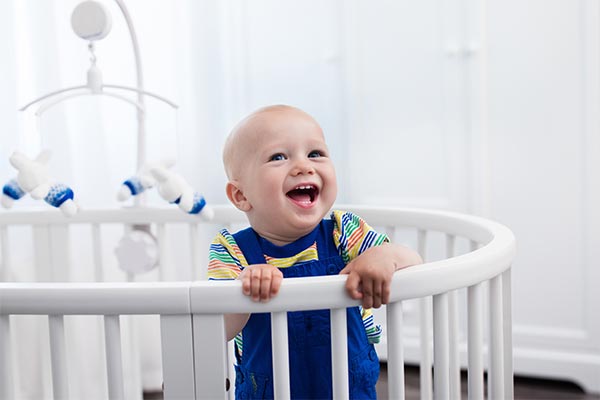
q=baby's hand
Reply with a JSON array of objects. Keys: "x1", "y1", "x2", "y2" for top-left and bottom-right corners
[
  {"x1": 239, "y1": 264, "x2": 283, "y2": 302},
  {"x1": 340, "y1": 243, "x2": 422, "y2": 309}
]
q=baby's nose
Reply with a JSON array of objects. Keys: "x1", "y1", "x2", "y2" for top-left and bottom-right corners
[{"x1": 292, "y1": 159, "x2": 315, "y2": 175}]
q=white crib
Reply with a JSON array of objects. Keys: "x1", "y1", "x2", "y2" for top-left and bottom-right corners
[{"x1": 0, "y1": 205, "x2": 516, "y2": 400}]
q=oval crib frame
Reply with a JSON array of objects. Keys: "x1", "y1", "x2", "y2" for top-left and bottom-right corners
[{"x1": 0, "y1": 205, "x2": 516, "y2": 400}]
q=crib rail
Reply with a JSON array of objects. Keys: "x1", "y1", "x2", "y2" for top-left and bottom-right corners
[
  {"x1": 0, "y1": 205, "x2": 246, "y2": 226},
  {"x1": 0, "y1": 207, "x2": 516, "y2": 400}
]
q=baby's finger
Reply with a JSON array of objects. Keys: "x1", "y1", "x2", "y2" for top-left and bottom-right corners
[
  {"x1": 369, "y1": 276, "x2": 387, "y2": 308},
  {"x1": 382, "y1": 279, "x2": 391, "y2": 305},
  {"x1": 250, "y1": 268, "x2": 262, "y2": 301},
  {"x1": 345, "y1": 271, "x2": 363, "y2": 300},
  {"x1": 241, "y1": 270, "x2": 251, "y2": 296},
  {"x1": 271, "y1": 271, "x2": 283, "y2": 296},
  {"x1": 372, "y1": 281, "x2": 383, "y2": 309},
  {"x1": 361, "y1": 276, "x2": 375, "y2": 309},
  {"x1": 259, "y1": 271, "x2": 273, "y2": 302}
]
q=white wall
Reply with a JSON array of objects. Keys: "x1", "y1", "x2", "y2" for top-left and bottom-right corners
[{"x1": 485, "y1": 0, "x2": 600, "y2": 390}]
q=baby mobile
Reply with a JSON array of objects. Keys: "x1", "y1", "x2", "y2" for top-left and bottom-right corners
[{"x1": 1, "y1": 0, "x2": 212, "y2": 274}]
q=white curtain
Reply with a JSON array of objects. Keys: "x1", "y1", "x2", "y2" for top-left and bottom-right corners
[
  {"x1": 1, "y1": 0, "x2": 231, "y2": 208},
  {"x1": 1, "y1": 0, "x2": 360, "y2": 208}
]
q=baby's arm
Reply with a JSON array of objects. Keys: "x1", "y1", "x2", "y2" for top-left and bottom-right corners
[
  {"x1": 339, "y1": 243, "x2": 422, "y2": 309},
  {"x1": 224, "y1": 264, "x2": 283, "y2": 340}
]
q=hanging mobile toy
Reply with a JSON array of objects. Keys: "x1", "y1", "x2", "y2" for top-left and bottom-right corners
[
  {"x1": 150, "y1": 165, "x2": 213, "y2": 220},
  {"x1": 20, "y1": 0, "x2": 177, "y2": 117},
  {"x1": 116, "y1": 158, "x2": 175, "y2": 201},
  {"x1": 1, "y1": 150, "x2": 78, "y2": 216},
  {"x1": 1, "y1": 179, "x2": 26, "y2": 209}
]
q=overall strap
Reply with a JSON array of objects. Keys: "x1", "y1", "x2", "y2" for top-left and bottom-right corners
[
  {"x1": 233, "y1": 227, "x2": 267, "y2": 265},
  {"x1": 316, "y1": 218, "x2": 340, "y2": 261}
]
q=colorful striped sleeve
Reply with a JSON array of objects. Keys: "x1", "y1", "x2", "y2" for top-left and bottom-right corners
[
  {"x1": 208, "y1": 229, "x2": 249, "y2": 280},
  {"x1": 331, "y1": 210, "x2": 390, "y2": 264},
  {"x1": 332, "y1": 210, "x2": 389, "y2": 344},
  {"x1": 361, "y1": 307, "x2": 382, "y2": 344}
]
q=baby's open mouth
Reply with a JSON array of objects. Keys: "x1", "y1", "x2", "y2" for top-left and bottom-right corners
[{"x1": 286, "y1": 185, "x2": 319, "y2": 204}]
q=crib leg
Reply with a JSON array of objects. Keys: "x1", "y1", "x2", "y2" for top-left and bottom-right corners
[
  {"x1": 49, "y1": 315, "x2": 69, "y2": 400},
  {"x1": 488, "y1": 275, "x2": 505, "y2": 400},
  {"x1": 104, "y1": 315, "x2": 125, "y2": 400},
  {"x1": 468, "y1": 283, "x2": 484, "y2": 400},
  {"x1": 448, "y1": 290, "x2": 462, "y2": 400},
  {"x1": 0, "y1": 315, "x2": 14, "y2": 400},
  {"x1": 502, "y1": 268, "x2": 514, "y2": 399},
  {"x1": 271, "y1": 311, "x2": 291, "y2": 399},
  {"x1": 331, "y1": 308, "x2": 349, "y2": 400},
  {"x1": 433, "y1": 293, "x2": 450, "y2": 400},
  {"x1": 192, "y1": 314, "x2": 228, "y2": 400},
  {"x1": 161, "y1": 315, "x2": 196, "y2": 400},
  {"x1": 419, "y1": 296, "x2": 433, "y2": 400},
  {"x1": 387, "y1": 302, "x2": 405, "y2": 400}
]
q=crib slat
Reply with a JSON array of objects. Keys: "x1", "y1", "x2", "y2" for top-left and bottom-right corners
[
  {"x1": 331, "y1": 308, "x2": 349, "y2": 399},
  {"x1": 190, "y1": 223, "x2": 204, "y2": 280},
  {"x1": 488, "y1": 275, "x2": 505, "y2": 400},
  {"x1": 448, "y1": 290, "x2": 461, "y2": 400},
  {"x1": 227, "y1": 341, "x2": 236, "y2": 400},
  {"x1": 502, "y1": 268, "x2": 514, "y2": 399},
  {"x1": 418, "y1": 229, "x2": 427, "y2": 261},
  {"x1": 445, "y1": 234, "x2": 461, "y2": 400},
  {"x1": 50, "y1": 225, "x2": 71, "y2": 282},
  {"x1": 0, "y1": 226, "x2": 10, "y2": 282},
  {"x1": 467, "y1": 283, "x2": 484, "y2": 400},
  {"x1": 161, "y1": 315, "x2": 196, "y2": 400},
  {"x1": 271, "y1": 311, "x2": 291, "y2": 399},
  {"x1": 33, "y1": 226, "x2": 53, "y2": 282},
  {"x1": 445, "y1": 234, "x2": 455, "y2": 258},
  {"x1": 417, "y1": 229, "x2": 433, "y2": 400},
  {"x1": 418, "y1": 300, "x2": 433, "y2": 400},
  {"x1": 49, "y1": 315, "x2": 69, "y2": 400},
  {"x1": 470, "y1": 240, "x2": 479, "y2": 252},
  {"x1": 0, "y1": 315, "x2": 13, "y2": 400},
  {"x1": 433, "y1": 293, "x2": 450, "y2": 400},
  {"x1": 158, "y1": 223, "x2": 168, "y2": 281},
  {"x1": 92, "y1": 224, "x2": 104, "y2": 282},
  {"x1": 104, "y1": 315, "x2": 125, "y2": 400},
  {"x1": 118, "y1": 229, "x2": 140, "y2": 398},
  {"x1": 0, "y1": 232, "x2": 15, "y2": 397},
  {"x1": 193, "y1": 314, "x2": 228, "y2": 400},
  {"x1": 386, "y1": 302, "x2": 405, "y2": 400}
]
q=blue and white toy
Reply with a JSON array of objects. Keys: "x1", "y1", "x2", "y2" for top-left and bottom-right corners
[
  {"x1": 150, "y1": 164, "x2": 213, "y2": 220},
  {"x1": 1, "y1": 179, "x2": 27, "y2": 209},
  {"x1": 116, "y1": 158, "x2": 175, "y2": 201},
  {"x1": 1, "y1": 150, "x2": 78, "y2": 217}
]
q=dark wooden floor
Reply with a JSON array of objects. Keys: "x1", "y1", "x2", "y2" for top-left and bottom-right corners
[
  {"x1": 146, "y1": 363, "x2": 600, "y2": 399},
  {"x1": 376, "y1": 364, "x2": 600, "y2": 400}
]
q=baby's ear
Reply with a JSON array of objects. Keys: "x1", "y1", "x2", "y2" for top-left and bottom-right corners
[{"x1": 226, "y1": 181, "x2": 251, "y2": 212}]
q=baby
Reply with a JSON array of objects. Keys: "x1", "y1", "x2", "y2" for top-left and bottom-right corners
[{"x1": 208, "y1": 105, "x2": 422, "y2": 399}]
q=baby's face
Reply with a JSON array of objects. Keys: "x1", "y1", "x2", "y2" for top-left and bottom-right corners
[{"x1": 231, "y1": 108, "x2": 337, "y2": 245}]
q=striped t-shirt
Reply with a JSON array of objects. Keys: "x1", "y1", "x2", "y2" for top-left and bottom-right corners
[{"x1": 208, "y1": 210, "x2": 388, "y2": 355}]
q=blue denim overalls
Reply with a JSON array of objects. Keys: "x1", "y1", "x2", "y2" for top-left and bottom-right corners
[{"x1": 232, "y1": 219, "x2": 379, "y2": 399}]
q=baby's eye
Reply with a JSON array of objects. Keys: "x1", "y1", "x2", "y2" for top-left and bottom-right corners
[
  {"x1": 269, "y1": 153, "x2": 286, "y2": 161},
  {"x1": 308, "y1": 150, "x2": 325, "y2": 158}
]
